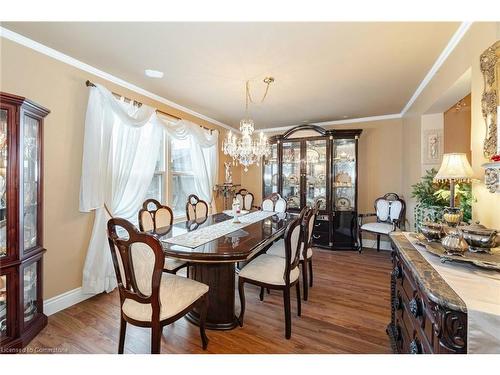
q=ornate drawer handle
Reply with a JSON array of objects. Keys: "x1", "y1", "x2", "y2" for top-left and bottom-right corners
[
  {"x1": 391, "y1": 266, "x2": 402, "y2": 279},
  {"x1": 409, "y1": 339, "x2": 421, "y2": 354},
  {"x1": 409, "y1": 297, "x2": 422, "y2": 317},
  {"x1": 395, "y1": 325, "x2": 402, "y2": 340},
  {"x1": 393, "y1": 295, "x2": 402, "y2": 311},
  {"x1": 312, "y1": 234, "x2": 321, "y2": 239}
]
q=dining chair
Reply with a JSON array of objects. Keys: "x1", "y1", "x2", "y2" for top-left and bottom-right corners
[
  {"x1": 266, "y1": 206, "x2": 317, "y2": 300},
  {"x1": 235, "y1": 189, "x2": 254, "y2": 211},
  {"x1": 261, "y1": 193, "x2": 287, "y2": 213},
  {"x1": 358, "y1": 193, "x2": 406, "y2": 253},
  {"x1": 107, "y1": 218, "x2": 209, "y2": 354},
  {"x1": 138, "y1": 199, "x2": 188, "y2": 275},
  {"x1": 186, "y1": 194, "x2": 209, "y2": 221},
  {"x1": 238, "y1": 217, "x2": 302, "y2": 339}
]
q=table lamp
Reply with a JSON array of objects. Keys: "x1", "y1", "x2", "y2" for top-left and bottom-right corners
[{"x1": 434, "y1": 153, "x2": 474, "y2": 226}]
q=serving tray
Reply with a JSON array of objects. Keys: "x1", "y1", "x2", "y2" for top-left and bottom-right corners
[{"x1": 411, "y1": 233, "x2": 500, "y2": 272}]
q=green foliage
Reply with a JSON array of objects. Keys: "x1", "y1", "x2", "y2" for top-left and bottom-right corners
[
  {"x1": 411, "y1": 168, "x2": 474, "y2": 228},
  {"x1": 411, "y1": 168, "x2": 449, "y2": 207}
]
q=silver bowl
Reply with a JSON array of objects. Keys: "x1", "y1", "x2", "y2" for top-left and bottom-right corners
[
  {"x1": 461, "y1": 223, "x2": 499, "y2": 253},
  {"x1": 420, "y1": 222, "x2": 446, "y2": 242}
]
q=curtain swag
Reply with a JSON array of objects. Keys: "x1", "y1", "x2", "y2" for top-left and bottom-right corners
[{"x1": 79, "y1": 83, "x2": 218, "y2": 294}]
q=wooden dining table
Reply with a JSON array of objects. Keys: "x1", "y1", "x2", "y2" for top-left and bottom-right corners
[{"x1": 152, "y1": 211, "x2": 296, "y2": 330}]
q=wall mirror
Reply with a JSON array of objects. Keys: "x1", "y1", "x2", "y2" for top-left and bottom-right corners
[{"x1": 480, "y1": 40, "x2": 500, "y2": 158}]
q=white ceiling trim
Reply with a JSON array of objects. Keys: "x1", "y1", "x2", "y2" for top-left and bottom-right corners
[
  {"x1": 0, "y1": 26, "x2": 235, "y2": 132},
  {"x1": 259, "y1": 22, "x2": 472, "y2": 133},
  {"x1": 400, "y1": 21, "x2": 473, "y2": 115},
  {"x1": 259, "y1": 113, "x2": 402, "y2": 133},
  {"x1": 1, "y1": 22, "x2": 473, "y2": 134}
]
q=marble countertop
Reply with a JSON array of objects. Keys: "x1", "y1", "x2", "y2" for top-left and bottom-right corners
[{"x1": 390, "y1": 232, "x2": 467, "y2": 313}]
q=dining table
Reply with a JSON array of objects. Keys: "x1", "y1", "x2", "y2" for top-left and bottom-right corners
[{"x1": 152, "y1": 211, "x2": 296, "y2": 330}]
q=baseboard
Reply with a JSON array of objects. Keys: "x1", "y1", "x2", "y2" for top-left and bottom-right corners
[
  {"x1": 43, "y1": 287, "x2": 92, "y2": 316},
  {"x1": 361, "y1": 239, "x2": 392, "y2": 251}
]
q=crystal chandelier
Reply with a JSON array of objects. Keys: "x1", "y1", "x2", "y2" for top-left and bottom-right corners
[{"x1": 222, "y1": 78, "x2": 273, "y2": 171}]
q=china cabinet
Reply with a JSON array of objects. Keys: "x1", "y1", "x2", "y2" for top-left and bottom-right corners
[
  {"x1": 263, "y1": 125, "x2": 362, "y2": 250},
  {"x1": 0, "y1": 92, "x2": 49, "y2": 350}
]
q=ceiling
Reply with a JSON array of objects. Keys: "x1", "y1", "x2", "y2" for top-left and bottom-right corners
[{"x1": 2, "y1": 22, "x2": 460, "y2": 130}]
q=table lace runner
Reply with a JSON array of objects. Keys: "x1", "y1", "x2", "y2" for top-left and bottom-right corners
[
  {"x1": 161, "y1": 211, "x2": 276, "y2": 249},
  {"x1": 403, "y1": 232, "x2": 500, "y2": 353}
]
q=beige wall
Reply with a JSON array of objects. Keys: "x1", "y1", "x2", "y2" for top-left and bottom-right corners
[
  {"x1": 444, "y1": 94, "x2": 471, "y2": 161},
  {"x1": 0, "y1": 37, "x2": 239, "y2": 299},
  {"x1": 241, "y1": 119, "x2": 404, "y2": 220},
  {"x1": 402, "y1": 22, "x2": 500, "y2": 230}
]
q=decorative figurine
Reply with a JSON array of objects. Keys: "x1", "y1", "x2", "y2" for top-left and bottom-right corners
[
  {"x1": 232, "y1": 198, "x2": 241, "y2": 223},
  {"x1": 224, "y1": 161, "x2": 232, "y2": 184}
]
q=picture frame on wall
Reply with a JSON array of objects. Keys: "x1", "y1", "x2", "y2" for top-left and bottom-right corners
[{"x1": 422, "y1": 129, "x2": 444, "y2": 165}]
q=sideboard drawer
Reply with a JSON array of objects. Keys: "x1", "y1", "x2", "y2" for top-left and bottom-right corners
[{"x1": 388, "y1": 234, "x2": 468, "y2": 354}]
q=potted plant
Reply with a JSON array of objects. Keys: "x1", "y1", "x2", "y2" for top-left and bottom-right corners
[{"x1": 411, "y1": 168, "x2": 474, "y2": 231}]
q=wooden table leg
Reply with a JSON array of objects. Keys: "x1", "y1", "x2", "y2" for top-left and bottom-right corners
[{"x1": 185, "y1": 262, "x2": 238, "y2": 330}]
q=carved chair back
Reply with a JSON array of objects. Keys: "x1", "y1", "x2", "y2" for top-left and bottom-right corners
[
  {"x1": 374, "y1": 193, "x2": 406, "y2": 228},
  {"x1": 186, "y1": 194, "x2": 209, "y2": 221},
  {"x1": 262, "y1": 193, "x2": 287, "y2": 213},
  {"x1": 235, "y1": 189, "x2": 254, "y2": 211},
  {"x1": 138, "y1": 199, "x2": 174, "y2": 232},
  {"x1": 302, "y1": 207, "x2": 317, "y2": 254},
  {"x1": 282, "y1": 217, "x2": 302, "y2": 285},
  {"x1": 107, "y1": 218, "x2": 164, "y2": 322}
]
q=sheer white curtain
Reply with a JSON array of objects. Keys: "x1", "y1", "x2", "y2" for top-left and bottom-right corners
[
  {"x1": 80, "y1": 84, "x2": 162, "y2": 293},
  {"x1": 80, "y1": 86, "x2": 218, "y2": 294},
  {"x1": 161, "y1": 117, "x2": 219, "y2": 211}
]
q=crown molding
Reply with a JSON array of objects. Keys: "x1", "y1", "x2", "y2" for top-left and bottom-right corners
[
  {"x1": 0, "y1": 26, "x2": 235, "y2": 132},
  {"x1": 258, "y1": 113, "x2": 402, "y2": 133},
  {"x1": 1, "y1": 22, "x2": 473, "y2": 133},
  {"x1": 400, "y1": 21, "x2": 473, "y2": 116}
]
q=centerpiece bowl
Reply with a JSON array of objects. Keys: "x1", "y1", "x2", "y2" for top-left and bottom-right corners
[
  {"x1": 420, "y1": 222, "x2": 446, "y2": 242},
  {"x1": 460, "y1": 222, "x2": 499, "y2": 253}
]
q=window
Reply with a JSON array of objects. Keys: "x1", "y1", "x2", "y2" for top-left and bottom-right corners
[
  {"x1": 143, "y1": 120, "x2": 216, "y2": 220},
  {"x1": 169, "y1": 137, "x2": 196, "y2": 218},
  {"x1": 144, "y1": 131, "x2": 166, "y2": 203}
]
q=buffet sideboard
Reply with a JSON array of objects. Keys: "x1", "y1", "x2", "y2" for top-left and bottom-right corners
[{"x1": 387, "y1": 233, "x2": 467, "y2": 354}]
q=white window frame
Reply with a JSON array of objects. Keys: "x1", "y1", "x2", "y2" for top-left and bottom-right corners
[{"x1": 167, "y1": 136, "x2": 197, "y2": 221}]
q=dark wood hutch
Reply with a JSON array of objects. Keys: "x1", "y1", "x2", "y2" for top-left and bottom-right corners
[
  {"x1": 0, "y1": 92, "x2": 49, "y2": 350},
  {"x1": 262, "y1": 125, "x2": 362, "y2": 250}
]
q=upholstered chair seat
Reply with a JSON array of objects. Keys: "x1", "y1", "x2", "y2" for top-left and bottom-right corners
[
  {"x1": 107, "y1": 218, "x2": 209, "y2": 354},
  {"x1": 358, "y1": 193, "x2": 406, "y2": 253},
  {"x1": 264, "y1": 206, "x2": 318, "y2": 301},
  {"x1": 360, "y1": 222, "x2": 395, "y2": 235},
  {"x1": 238, "y1": 254, "x2": 300, "y2": 285},
  {"x1": 122, "y1": 273, "x2": 209, "y2": 322},
  {"x1": 238, "y1": 217, "x2": 303, "y2": 339},
  {"x1": 266, "y1": 240, "x2": 312, "y2": 260}
]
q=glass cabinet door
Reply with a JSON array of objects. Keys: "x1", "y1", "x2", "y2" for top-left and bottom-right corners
[
  {"x1": 305, "y1": 139, "x2": 327, "y2": 210},
  {"x1": 263, "y1": 143, "x2": 279, "y2": 198},
  {"x1": 23, "y1": 262, "x2": 38, "y2": 324},
  {"x1": 333, "y1": 139, "x2": 356, "y2": 211},
  {"x1": 281, "y1": 141, "x2": 302, "y2": 210},
  {"x1": 0, "y1": 110, "x2": 7, "y2": 259},
  {"x1": 23, "y1": 115, "x2": 40, "y2": 252},
  {"x1": 332, "y1": 139, "x2": 357, "y2": 247}
]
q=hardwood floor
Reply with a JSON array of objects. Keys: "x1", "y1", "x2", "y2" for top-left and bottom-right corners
[{"x1": 27, "y1": 248, "x2": 392, "y2": 354}]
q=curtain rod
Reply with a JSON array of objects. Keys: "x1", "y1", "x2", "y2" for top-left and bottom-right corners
[{"x1": 85, "y1": 80, "x2": 214, "y2": 133}]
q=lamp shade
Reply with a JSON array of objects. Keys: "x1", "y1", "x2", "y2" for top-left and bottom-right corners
[{"x1": 434, "y1": 153, "x2": 474, "y2": 182}]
